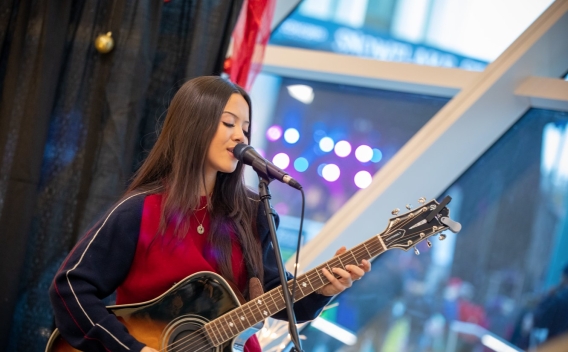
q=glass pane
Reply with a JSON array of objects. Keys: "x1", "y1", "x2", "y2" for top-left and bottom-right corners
[
  {"x1": 248, "y1": 73, "x2": 448, "y2": 258},
  {"x1": 270, "y1": 0, "x2": 554, "y2": 70},
  {"x1": 291, "y1": 108, "x2": 568, "y2": 351}
]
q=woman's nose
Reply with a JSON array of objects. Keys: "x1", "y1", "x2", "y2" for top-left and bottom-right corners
[{"x1": 232, "y1": 127, "x2": 246, "y2": 142}]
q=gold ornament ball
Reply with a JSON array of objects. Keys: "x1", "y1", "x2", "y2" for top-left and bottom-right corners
[{"x1": 94, "y1": 32, "x2": 114, "y2": 54}]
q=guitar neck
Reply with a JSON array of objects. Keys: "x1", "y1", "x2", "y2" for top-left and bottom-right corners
[{"x1": 204, "y1": 233, "x2": 387, "y2": 346}]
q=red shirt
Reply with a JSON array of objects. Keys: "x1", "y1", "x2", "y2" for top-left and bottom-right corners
[{"x1": 116, "y1": 194, "x2": 260, "y2": 351}]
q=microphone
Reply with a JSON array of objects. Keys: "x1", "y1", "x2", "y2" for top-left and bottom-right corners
[{"x1": 233, "y1": 143, "x2": 302, "y2": 190}]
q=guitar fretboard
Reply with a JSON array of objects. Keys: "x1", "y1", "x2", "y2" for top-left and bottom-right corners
[{"x1": 204, "y1": 234, "x2": 387, "y2": 346}]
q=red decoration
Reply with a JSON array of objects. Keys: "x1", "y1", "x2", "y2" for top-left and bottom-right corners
[{"x1": 226, "y1": 0, "x2": 276, "y2": 91}]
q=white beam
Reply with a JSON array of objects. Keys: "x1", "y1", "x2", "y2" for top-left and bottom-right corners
[
  {"x1": 263, "y1": 46, "x2": 480, "y2": 97},
  {"x1": 515, "y1": 76, "x2": 568, "y2": 110}
]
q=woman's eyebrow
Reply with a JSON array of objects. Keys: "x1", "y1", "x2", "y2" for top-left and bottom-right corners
[{"x1": 223, "y1": 111, "x2": 250, "y2": 125}]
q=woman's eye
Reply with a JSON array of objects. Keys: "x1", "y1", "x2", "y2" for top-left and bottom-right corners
[{"x1": 222, "y1": 122, "x2": 235, "y2": 128}]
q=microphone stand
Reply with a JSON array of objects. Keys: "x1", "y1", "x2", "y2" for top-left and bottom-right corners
[{"x1": 257, "y1": 174, "x2": 304, "y2": 352}]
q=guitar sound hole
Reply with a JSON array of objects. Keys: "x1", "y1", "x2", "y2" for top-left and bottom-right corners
[{"x1": 165, "y1": 318, "x2": 216, "y2": 352}]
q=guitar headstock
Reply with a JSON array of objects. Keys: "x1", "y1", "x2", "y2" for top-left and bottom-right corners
[{"x1": 381, "y1": 196, "x2": 461, "y2": 253}]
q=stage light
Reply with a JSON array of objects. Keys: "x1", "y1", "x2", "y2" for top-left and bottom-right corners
[
  {"x1": 284, "y1": 128, "x2": 300, "y2": 144},
  {"x1": 371, "y1": 148, "x2": 383, "y2": 163},
  {"x1": 266, "y1": 125, "x2": 282, "y2": 141},
  {"x1": 272, "y1": 153, "x2": 290, "y2": 169},
  {"x1": 355, "y1": 145, "x2": 373, "y2": 162},
  {"x1": 317, "y1": 163, "x2": 327, "y2": 176},
  {"x1": 313, "y1": 129, "x2": 326, "y2": 143},
  {"x1": 334, "y1": 140, "x2": 351, "y2": 157},
  {"x1": 294, "y1": 157, "x2": 309, "y2": 172},
  {"x1": 286, "y1": 84, "x2": 314, "y2": 104},
  {"x1": 354, "y1": 171, "x2": 372, "y2": 189},
  {"x1": 319, "y1": 137, "x2": 334, "y2": 152},
  {"x1": 322, "y1": 164, "x2": 340, "y2": 182}
]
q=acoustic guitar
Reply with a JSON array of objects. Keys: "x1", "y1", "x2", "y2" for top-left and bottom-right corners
[{"x1": 46, "y1": 196, "x2": 460, "y2": 352}]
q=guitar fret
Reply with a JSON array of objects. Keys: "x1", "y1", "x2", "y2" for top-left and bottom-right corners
[
  {"x1": 268, "y1": 290, "x2": 278, "y2": 314},
  {"x1": 291, "y1": 280, "x2": 306, "y2": 298},
  {"x1": 232, "y1": 309, "x2": 246, "y2": 331},
  {"x1": 363, "y1": 243, "x2": 372, "y2": 257},
  {"x1": 239, "y1": 306, "x2": 252, "y2": 326},
  {"x1": 350, "y1": 250, "x2": 358, "y2": 263},
  {"x1": 250, "y1": 298, "x2": 263, "y2": 324},
  {"x1": 304, "y1": 276, "x2": 315, "y2": 291},
  {"x1": 255, "y1": 297, "x2": 270, "y2": 318},
  {"x1": 216, "y1": 318, "x2": 230, "y2": 342},
  {"x1": 337, "y1": 256, "x2": 345, "y2": 269},
  {"x1": 225, "y1": 314, "x2": 240, "y2": 333},
  {"x1": 212, "y1": 320, "x2": 225, "y2": 344},
  {"x1": 315, "y1": 267, "x2": 326, "y2": 285},
  {"x1": 221, "y1": 315, "x2": 236, "y2": 337},
  {"x1": 205, "y1": 324, "x2": 220, "y2": 346}
]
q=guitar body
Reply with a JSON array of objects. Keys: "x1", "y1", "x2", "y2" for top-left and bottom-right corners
[{"x1": 46, "y1": 272, "x2": 263, "y2": 352}]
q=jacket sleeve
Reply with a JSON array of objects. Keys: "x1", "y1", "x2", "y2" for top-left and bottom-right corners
[
  {"x1": 256, "y1": 202, "x2": 333, "y2": 322},
  {"x1": 48, "y1": 194, "x2": 147, "y2": 352}
]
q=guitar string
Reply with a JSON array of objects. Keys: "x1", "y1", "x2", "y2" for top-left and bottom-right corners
[
  {"x1": 155, "y1": 243, "x2": 373, "y2": 352},
  {"x1": 160, "y1": 237, "x2": 396, "y2": 352},
  {"x1": 164, "y1": 239, "x2": 396, "y2": 352},
  {"x1": 158, "y1": 241, "x2": 384, "y2": 352},
  {"x1": 160, "y1": 216, "x2": 441, "y2": 351},
  {"x1": 160, "y1": 230, "x2": 430, "y2": 352}
]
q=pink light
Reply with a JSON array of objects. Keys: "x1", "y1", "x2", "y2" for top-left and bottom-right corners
[
  {"x1": 266, "y1": 125, "x2": 283, "y2": 141},
  {"x1": 334, "y1": 140, "x2": 351, "y2": 157}
]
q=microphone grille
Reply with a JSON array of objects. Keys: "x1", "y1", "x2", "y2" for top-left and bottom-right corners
[{"x1": 232, "y1": 143, "x2": 251, "y2": 160}]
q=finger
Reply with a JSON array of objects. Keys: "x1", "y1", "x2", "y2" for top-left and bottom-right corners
[
  {"x1": 334, "y1": 246, "x2": 347, "y2": 256},
  {"x1": 346, "y1": 264, "x2": 365, "y2": 279},
  {"x1": 322, "y1": 268, "x2": 349, "y2": 291},
  {"x1": 360, "y1": 259, "x2": 372, "y2": 272}
]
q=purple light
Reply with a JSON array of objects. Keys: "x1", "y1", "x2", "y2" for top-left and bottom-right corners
[
  {"x1": 354, "y1": 171, "x2": 372, "y2": 189},
  {"x1": 266, "y1": 125, "x2": 283, "y2": 141},
  {"x1": 355, "y1": 145, "x2": 373, "y2": 162},
  {"x1": 322, "y1": 164, "x2": 340, "y2": 182},
  {"x1": 272, "y1": 153, "x2": 290, "y2": 169},
  {"x1": 334, "y1": 140, "x2": 351, "y2": 157}
]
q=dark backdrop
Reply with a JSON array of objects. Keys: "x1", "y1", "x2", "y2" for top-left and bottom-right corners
[{"x1": 0, "y1": 0, "x2": 243, "y2": 350}]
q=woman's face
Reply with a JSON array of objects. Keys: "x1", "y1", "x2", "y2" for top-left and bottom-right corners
[{"x1": 205, "y1": 93, "x2": 250, "y2": 176}]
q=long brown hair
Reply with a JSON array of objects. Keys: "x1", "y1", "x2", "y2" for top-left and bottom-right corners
[{"x1": 127, "y1": 76, "x2": 263, "y2": 285}]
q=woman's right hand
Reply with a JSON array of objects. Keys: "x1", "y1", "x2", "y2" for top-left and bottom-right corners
[{"x1": 141, "y1": 347, "x2": 159, "y2": 352}]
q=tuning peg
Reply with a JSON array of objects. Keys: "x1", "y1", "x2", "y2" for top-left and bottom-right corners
[
  {"x1": 414, "y1": 247, "x2": 420, "y2": 255},
  {"x1": 439, "y1": 234, "x2": 446, "y2": 241},
  {"x1": 418, "y1": 197, "x2": 426, "y2": 204},
  {"x1": 391, "y1": 208, "x2": 400, "y2": 215},
  {"x1": 405, "y1": 204, "x2": 412, "y2": 210},
  {"x1": 427, "y1": 240, "x2": 432, "y2": 248}
]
